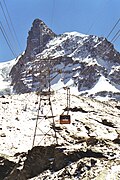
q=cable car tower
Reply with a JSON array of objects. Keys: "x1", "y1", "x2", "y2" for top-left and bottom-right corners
[
  {"x1": 32, "y1": 23, "x2": 58, "y2": 147},
  {"x1": 32, "y1": 64, "x2": 58, "y2": 147}
]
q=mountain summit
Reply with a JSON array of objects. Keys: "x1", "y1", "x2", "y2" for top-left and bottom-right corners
[
  {"x1": 25, "y1": 19, "x2": 56, "y2": 57},
  {"x1": 6, "y1": 19, "x2": 120, "y2": 99}
]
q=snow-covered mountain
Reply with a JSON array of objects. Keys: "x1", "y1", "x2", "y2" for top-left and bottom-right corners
[
  {"x1": 0, "y1": 18, "x2": 120, "y2": 179},
  {"x1": 7, "y1": 18, "x2": 120, "y2": 100}
]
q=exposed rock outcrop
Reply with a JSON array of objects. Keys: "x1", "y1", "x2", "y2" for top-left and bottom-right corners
[
  {"x1": 10, "y1": 19, "x2": 56, "y2": 93},
  {"x1": 3, "y1": 140, "x2": 120, "y2": 180},
  {"x1": 0, "y1": 157, "x2": 16, "y2": 180}
]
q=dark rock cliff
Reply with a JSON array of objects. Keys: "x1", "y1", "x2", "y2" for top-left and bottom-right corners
[{"x1": 10, "y1": 19, "x2": 56, "y2": 93}]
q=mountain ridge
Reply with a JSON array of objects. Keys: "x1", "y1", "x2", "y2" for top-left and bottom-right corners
[{"x1": 0, "y1": 18, "x2": 120, "y2": 100}]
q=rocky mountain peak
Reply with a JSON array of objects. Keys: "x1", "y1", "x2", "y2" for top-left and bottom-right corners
[
  {"x1": 8, "y1": 19, "x2": 120, "y2": 99},
  {"x1": 25, "y1": 18, "x2": 56, "y2": 58}
]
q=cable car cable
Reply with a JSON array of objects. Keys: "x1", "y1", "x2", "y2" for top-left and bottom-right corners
[
  {"x1": 86, "y1": 0, "x2": 110, "y2": 34},
  {"x1": 102, "y1": 29, "x2": 120, "y2": 55},
  {"x1": 106, "y1": 18, "x2": 120, "y2": 39},
  {"x1": 110, "y1": 29, "x2": 120, "y2": 42},
  {"x1": 2, "y1": 0, "x2": 22, "y2": 51},
  {"x1": 0, "y1": 23, "x2": 16, "y2": 58},
  {"x1": 0, "y1": 1, "x2": 19, "y2": 54},
  {"x1": 112, "y1": 32, "x2": 120, "y2": 43},
  {"x1": 0, "y1": 21, "x2": 16, "y2": 56}
]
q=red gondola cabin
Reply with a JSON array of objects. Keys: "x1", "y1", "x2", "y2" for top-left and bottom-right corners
[{"x1": 60, "y1": 115, "x2": 71, "y2": 124}]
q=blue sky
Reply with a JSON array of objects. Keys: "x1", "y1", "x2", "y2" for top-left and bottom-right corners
[{"x1": 0, "y1": 0, "x2": 120, "y2": 62}]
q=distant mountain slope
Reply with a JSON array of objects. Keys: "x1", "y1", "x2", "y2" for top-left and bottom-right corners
[
  {"x1": 1, "y1": 18, "x2": 120, "y2": 100},
  {"x1": 0, "y1": 59, "x2": 17, "y2": 95}
]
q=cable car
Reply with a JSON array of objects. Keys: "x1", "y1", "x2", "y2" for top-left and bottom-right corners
[{"x1": 60, "y1": 115, "x2": 71, "y2": 124}]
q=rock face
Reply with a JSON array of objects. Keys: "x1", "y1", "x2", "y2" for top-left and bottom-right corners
[
  {"x1": 25, "y1": 19, "x2": 56, "y2": 57},
  {"x1": 3, "y1": 140, "x2": 120, "y2": 180},
  {"x1": 5, "y1": 145, "x2": 67, "y2": 179},
  {"x1": 3, "y1": 142, "x2": 120, "y2": 180},
  {"x1": 0, "y1": 157, "x2": 16, "y2": 180},
  {"x1": 9, "y1": 19, "x2": 120, "y2": 99},
  {"x1": 10, "y1": 19, "x2": 56, "y2": 93}
]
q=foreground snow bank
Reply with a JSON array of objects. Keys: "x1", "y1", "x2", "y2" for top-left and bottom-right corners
[{"x1": 0, "y1": 91, "x2": 120, "y2": 179}]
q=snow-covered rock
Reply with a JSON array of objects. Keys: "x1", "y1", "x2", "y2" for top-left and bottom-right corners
[
  {"x1": 0, "y1": 91, "x2": 120, "y2": 179},
  {"x1": 0, "y1": 59, "x2": 17, "y2": 95},
  {"x1": 8, "y1": 19, "x2": 120, "y2": 100}
]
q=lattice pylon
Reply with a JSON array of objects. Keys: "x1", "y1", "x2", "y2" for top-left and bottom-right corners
[{"x1": 32, "y1": 89, "x2": 58, "y2": 147}]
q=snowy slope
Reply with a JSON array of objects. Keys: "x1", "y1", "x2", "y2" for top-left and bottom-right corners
[
  {"x1": 80, "y1": 74, "x2": 120, "y2": 100},
  {"x1": 0, "y1": 55, "x2": 23, "y2": 95},
  {"x1": 0, "y1": 91, "x2": 120, "y2": 179},
  {"x1": 0, "y1": 91, "x2": 120, "y2": 156},
  {"x1": 0, "y1": 58, "x2": 19, "y2": 95},
  {"x1": 37, "y1": 31, "x2": 89, "y2": 59}
]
